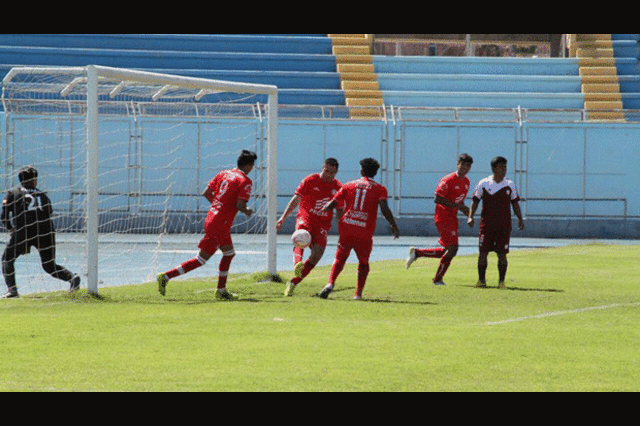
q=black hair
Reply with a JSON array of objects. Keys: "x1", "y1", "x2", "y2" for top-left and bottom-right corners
[
  {"x1": 324, "y1": 157, "x2": 339, "y2": 169},
  {"x1": 18, "y1": 166, "x2": 38, "y2": 184},
  {"x1": 458, "y1": 153, "x2": 473, "y2": 164},
  {"x1": 490, "y1": 156, "x2": 507, "y2": 169},
  {"x1": 360, "y1": 158, "x2": 380, "y2": 178},
  {"x1": 237, "y1": 150, "x2": 258, "y2": 168}
]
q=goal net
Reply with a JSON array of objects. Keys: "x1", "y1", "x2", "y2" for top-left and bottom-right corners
[{"x1": 1, "y1": 65, "x2": 278, "y2": 295}]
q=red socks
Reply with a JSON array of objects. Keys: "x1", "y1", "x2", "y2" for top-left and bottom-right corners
[
  {"x1": 291, "y1": 259, "x2": 315, "y2": 285},
  {"x1": 165, "y1": 255, "x2": 206, "y2": 279},
  {"x1": 416, "y1": 247, "x2": 446, "y2": 258},
  {"x1": 356, "y1": 263, "x2": 370, "y2": 297},
  {"x1": 217, "y1": 251, "x2": 235, "y2": 289},
  {"x1": 414, "y1": 248, "x2": 452, "y2": 283},
  {"x1": 164, "y1": 250, "x2": 235, "y2": 290},
  {"x1": 433, "y1": 257, "x2": 452, "y2": 282}
]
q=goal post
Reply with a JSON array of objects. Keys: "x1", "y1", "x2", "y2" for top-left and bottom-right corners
[{"x1": 1, "y1": 65, "x2": 278, "y2": 296}]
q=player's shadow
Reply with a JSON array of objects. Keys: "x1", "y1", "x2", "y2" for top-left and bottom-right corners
[
  {"x1": 314, "y1": 286, "x2": 438, "y2": 306},
  {"x1": 462, "y1": 285, "x2": 564, "y2": 293}
]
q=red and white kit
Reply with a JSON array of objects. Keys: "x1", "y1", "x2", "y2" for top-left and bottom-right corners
[
  {"x1": 199, "y1": 168, "x2": 253, "y2": 253},
  {"x1": 294, "y1": 173, "x2": 341, "y2": 248},
  {"x1": 434, "y1": 171, "x2": 470, "y2": 247},
  {"x1": 332, "y1": 176, "x2": 389, "y2": 262}
]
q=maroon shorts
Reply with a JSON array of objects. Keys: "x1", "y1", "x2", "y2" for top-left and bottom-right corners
[{"x1": 478, "y1": 226, "x2": 511, "y2": 254}]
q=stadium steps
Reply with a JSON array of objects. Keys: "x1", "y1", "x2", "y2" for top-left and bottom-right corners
[
  {"x1": 573, "y1": 34, "x2": 625, "y2": 121},
  {"x1": 330, "y1": 34, "x2": 384, "y2": 119}
]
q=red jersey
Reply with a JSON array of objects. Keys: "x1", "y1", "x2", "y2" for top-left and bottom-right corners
[
  {"x1": 294, "y1": 173, "x2": 342, "y2": 229},
  {"x1": 471, "y1": 176, "x2": 520, "y2": 231},
  {"x1": 205, "y1": 168, "x2": 253, "y2": 230},
  {"x1": 332, "y1": 177, "x2": 388, "y2": 238},
  {"x1": 434, "y1": 171, "x2": 470, "y2": 225}
]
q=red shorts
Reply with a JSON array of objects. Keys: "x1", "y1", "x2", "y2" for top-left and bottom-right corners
[
  {"x1": 198, "y1": 211, "x2": 233, "y2": 253},
  {"x1": 435, "y1": 219, "x2": 459, "y2": 247},
  {"x1": 335, "y1": 232, "x2": 373, "y2": 264},
  {"x1": 478, "y1": 226, "x2": 511, "y2": 254},
  {"x1": 296, "y1": 219, "x2": 329, "y2": 248}
]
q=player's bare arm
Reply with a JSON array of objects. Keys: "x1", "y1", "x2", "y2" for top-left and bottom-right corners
[
  {"x1": 512, "y1": 200, "x2": 525, "y2": 230},
  {"x1": 276, "y1": 195, "x2": 300, "y2": 229},
  {"x1": 467, "y1": 199, "x2": 480, "y2": 227},
  {"x1": 435, "y1": 195, "x2": 469, "y2": 216},
  {"x1": 236, "y1": 199, "x2": 253, "y2": 217},
  {"x1": 202, "y1": 186, "x2": 215, "y2": 203},
  {"x1": 321, "y1": 199, "x2": 336, "y2": 212},
  {"x1": 379, "y1": 199, "x2": 399, "y2": 239}
]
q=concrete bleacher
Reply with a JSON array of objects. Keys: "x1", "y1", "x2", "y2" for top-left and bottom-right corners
[
  {"x1": 3, "y1": 34, "x2": 639, "y2": 117},
  {"x1": 0, "y1": 34, "x2": 345, "y2": 107},
  {"x1": 373, "y1": 55, "x2": 585, "y2": 110},
  {"x1": 611, "y1": 34, "x2": 640, "y2": 110}
]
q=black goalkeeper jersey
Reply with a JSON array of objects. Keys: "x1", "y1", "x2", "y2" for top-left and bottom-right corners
[{"x1": 1, "y1": 185, "x2": 55, "y2": 244}]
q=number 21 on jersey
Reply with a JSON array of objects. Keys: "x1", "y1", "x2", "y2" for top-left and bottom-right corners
[{"x1": 25, "y1": 194, "x2": 44, "y2": 211}]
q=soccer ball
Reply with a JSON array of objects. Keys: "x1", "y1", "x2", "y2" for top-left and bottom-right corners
[{"x1": 291, "y1": 229, "x2": 312, "y2": 249}]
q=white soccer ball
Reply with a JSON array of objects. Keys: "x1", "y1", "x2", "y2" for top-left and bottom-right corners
[{"x1": 291, "y1": 229, "x2": 312, "y2": 249}]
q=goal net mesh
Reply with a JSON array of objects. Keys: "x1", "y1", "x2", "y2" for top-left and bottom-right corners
[{"x1": 1, "y1": 67, "x2": 274, "y2": 295}]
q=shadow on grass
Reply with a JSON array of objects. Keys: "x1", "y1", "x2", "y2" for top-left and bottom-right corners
[
  {"x1": 311, "y1": 286, "x2": 438, "y2": 306},
  {"x1": 461, "y1": 284, "x2": 564, "y2": 293}
]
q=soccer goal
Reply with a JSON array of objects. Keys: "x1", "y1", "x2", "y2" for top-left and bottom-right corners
[{"x1": 1, "y1": 65, "x2": 278, "y2": 295}]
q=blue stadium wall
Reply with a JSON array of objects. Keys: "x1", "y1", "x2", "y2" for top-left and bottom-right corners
[
  {"x1": 2, "y1": 110, "x2": 639, "y2": 239},
  {"x1": 273, "y1": 117, "x2": 640, "y2": 240}
]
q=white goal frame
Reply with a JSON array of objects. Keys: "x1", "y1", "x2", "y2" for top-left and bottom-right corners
[{"x1": 2, "y1": 65, "x2": 279, "y2": 295}]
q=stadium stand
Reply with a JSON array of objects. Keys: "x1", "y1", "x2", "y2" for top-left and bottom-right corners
[
  {"x1": 573, "y1": 34, "x2": 625, "y2": 120},
  {"x1": 373, "y1": 55, "x2": 585, "y2": 110},
  {"x1": 611, "y1": 34, "x2": 640, "y2": 114},
  {"x1": 0, "y1": 34, "x2": 345, "y2": 108},
  {"x1": 1, "y1": 34, "x2": 640, "y2": 120}
]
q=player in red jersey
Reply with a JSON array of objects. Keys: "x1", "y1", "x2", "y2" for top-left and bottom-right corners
[
  {"x1": 467, "y1": 156, "x2": 524, "y2": 289},
  {"x1": 156, "y1": 150, "x2": 258, "y2": 300},
  {"x1": 276, "y1": 158, "x2": 342, "y2": 296},
  {"x1": 406, "y1": 154, "x2": 473, "y2": 286},
  {"x1": 319, "y1": 158, "x2": 399, "y2": 300}
]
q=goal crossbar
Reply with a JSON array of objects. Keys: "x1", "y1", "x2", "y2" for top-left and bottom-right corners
[{"x1": 3, "y1": 65, "x2": 279, "y2": 97}]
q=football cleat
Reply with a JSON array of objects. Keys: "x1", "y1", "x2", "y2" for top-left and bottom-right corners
[
  {"x1": 498, "y1": 281, "x2": 506, "y2": 289},
  {"x1": 69, "y1": 275, "x2": 81, "y2": 292},
  {"x1": 293, "y1": 261, "x2": 305, "y2": 278},
  {"x1": 215, "y1": 289, "x2": 238, "y2": 301},
  {"x1": 1, "y1": 287, "x2": 18, "y2": 299},
  {"x1": 318, "y1": 284, "x2": 333, "y2": 299},
  {"x1": 284, "y1": 282, "x2": 296, "y2": 296},
  {"x1": 405, "y1": 247, "x2": 417, "y2": 269},
  {"x1": 433, "y1": 280, "x2": 447, "y2": 286},
  {"x1": 475, "y1": 281, "x2": 487, "y2": 288},
  {"x1": 157, "y1": 273, "x2": 168, "y2": 296},
  {"x1": 353, "y1": 294, "x2": 362, "y2": 300}
]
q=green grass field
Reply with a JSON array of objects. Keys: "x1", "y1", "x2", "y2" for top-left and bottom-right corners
[{"x1": 1, "y1": 243, "x2": 638, "y2": 391}]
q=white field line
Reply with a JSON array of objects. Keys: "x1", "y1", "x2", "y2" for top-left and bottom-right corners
[{"x1": 486, "y1": 302, "x2": 640, "y2": 325}]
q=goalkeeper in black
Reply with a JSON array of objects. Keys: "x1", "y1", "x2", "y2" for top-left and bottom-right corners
[{"x1": 1, "y1": 166, "x2": 80, "y2": 298}]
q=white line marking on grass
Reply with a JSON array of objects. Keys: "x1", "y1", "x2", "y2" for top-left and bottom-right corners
[{"x1": 486, "y1": 302, "x2": 640, "y2": 325}]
